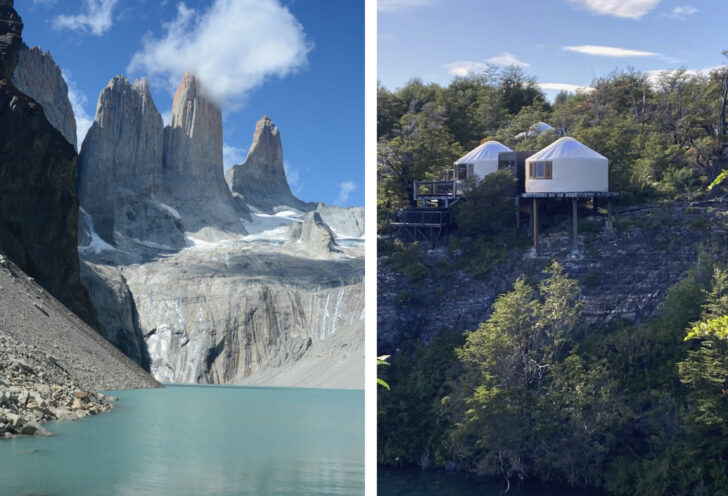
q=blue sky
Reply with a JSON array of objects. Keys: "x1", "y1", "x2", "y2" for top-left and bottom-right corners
[
  {"x1": 15, "y1": 0, "x2": 364, "y2": 207},
  {"x1": 378, "y1": 0, "x2": 728, "y2": 100}
]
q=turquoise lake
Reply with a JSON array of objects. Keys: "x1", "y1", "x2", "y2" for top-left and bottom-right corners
[{"x1": 0, "y1": 385, "x2": 364, "y2": 496}]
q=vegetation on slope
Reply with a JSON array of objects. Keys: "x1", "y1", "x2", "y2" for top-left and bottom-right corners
[{"x1": 378, "y1": 60, "x2": 728, "y2": 494}]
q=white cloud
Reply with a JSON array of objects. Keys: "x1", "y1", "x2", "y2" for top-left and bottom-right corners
[
  {"x1": 61, "y1": 69, "x2": 94, "y2": 147},
  {"x1": 563, "y1": 45, "x2": 659, "y2": 57},
  {"x1": 378, "y1": 0, "x2": 432, "y2": 12},
  {"x1": 444, "y1": 61, "x2": 489, "y2": 77},
  {"x1": 568, "y1": 0, "x2": 661, "y2": 19},
  {"x1": 486, "y1": 52, "x2": 530, "y2": 67},
  {"x1": 160, "y1": 108, "x2": 172, "y2": 126},
  {"x1": 539, "y1": 83, "x2": 594, "y2": 92},
  {"x1": 284, "y1": 161, "x2": 303, "y2": 195},
  {"x1": 222, "y1": 143, "x2": 245, "y2": 170},
  {"x1": 127, "y1": 0, "x2": 310, "y2": 109},
  {"x1": 445, "y1": 55, "x2": 528, "y2": 77},
  {"x1": 53, "y1": 0, "x2": 117, "y2": 36},
  {"x1": 335, "y1": 181, "x2": 357, "y2": 206},
  {"x1": 668, "y1": 5, "x2": 698, "y2": 19},
  {"x1": 646, "y1": 65, "x2": 725, "y2": 86}
]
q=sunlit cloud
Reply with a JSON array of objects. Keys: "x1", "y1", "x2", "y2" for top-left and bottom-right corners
[
  {"x1": 539, "y1": 83, "x2": 594, "y2": 93},
  {"x1": 53, "y1": 0, "x2": 117, "y2": 36},
  {"x1": 378, "y1": 0, "x2": 432, "y2": 13},
  {"x1": 335, "y1": 181, "x2": 357, "y2": 206},
  {"x1": 486, "y1": 52, "x2": 529, "y2": 67},
  {"x1": 444, "y1": 61, "x2": 489, "y2": 77},
  {"x1": 62, "y1": 69, "x2": 93, "y2": 147},
  {"x1": 667, "y1": 5, "x2": 698, "y2": 20},
  {"x1": 563, "y1": 45, "x2": 659, "y2": 57},
  {"x1": 568, "y1": 0, "x2": 661, "y2": 19},
  {"x1": 128, "y1": 0, "x2": 310, "y2": 109}
]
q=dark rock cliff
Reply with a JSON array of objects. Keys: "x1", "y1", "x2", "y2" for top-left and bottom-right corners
[
  {"x1": 378, "y1": 201, "x2": 728, "y2": 352},
  {"x1": 0, "y1": 0, "x2": 99, "y2": 329}
]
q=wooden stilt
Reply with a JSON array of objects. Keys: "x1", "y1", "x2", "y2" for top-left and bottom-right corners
[
  {"x1": 572, "y1": 198, "x2": 578, "y2": 252},
  {"x1": 607, "y1": 199, "x2": 613, "y2": 229},
  {"x1": 532, "y1": 198, "x2": 539, "y2": 252}
]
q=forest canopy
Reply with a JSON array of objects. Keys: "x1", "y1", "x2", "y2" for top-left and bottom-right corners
[{"x1": 377, "y1": 61, "x2": 728, "y2": 225}]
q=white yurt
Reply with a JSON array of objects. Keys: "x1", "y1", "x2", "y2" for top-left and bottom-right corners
[
  {"x1": 454, "y1": 140, "x2": 512, "y2": 181},
  {"x1": 525, "y1": 137, "x2": 608, "y2": 193},
  {"x1": 515, "y1": 121, "x2": 555, "y2": 141}
]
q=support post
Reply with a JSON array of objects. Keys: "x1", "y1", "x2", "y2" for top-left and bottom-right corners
[
  {"x1": 515, "y1": 196, "x2": 520, "y2": 229},
  {"x1": 607, "y1": 199, "x2": 613, "y2": 230},
  {"x1": 532, "y1": 198, "x2": 539, "y2": 252},
  {"x1": 572, "y1": 198, "x2": 578, "y2": 252},
  {"x1": 592, "y1": 196, "x2": 598, "y2": 214}
]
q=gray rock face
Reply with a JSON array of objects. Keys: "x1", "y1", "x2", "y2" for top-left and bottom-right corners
[
  {"x1": 83, "y1": 243, "x2": 365, "y2": 385},
  {"x1": 163, "y1": 73, "x2": 246, "y2": 237},
  {"x1": 12, "y1": 45, "x2": 76, "y2": 148},
  {"x1": 78, "y1": 76, "x2": 186, "y2": 248},
  {"x1": 79, "y1": 261, "x2": 150, "y2": 370},
  {"x1": 288, "y1": 211, "x2": 342, "y2": 259},
  {"x1": 226, "y1": 116, "x2": 311, "y2": 213},
  {"x1": 315, "y1": 203, "x2": 365, "y2": 239}
]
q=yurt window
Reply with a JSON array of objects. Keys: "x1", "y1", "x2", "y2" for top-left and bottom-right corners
[
  {"x1": 457, "y1": 163, "x2": 469, "y2": 179},
  {"x1": 530, "y1": 160, "x2": 552, "y2": 179}
]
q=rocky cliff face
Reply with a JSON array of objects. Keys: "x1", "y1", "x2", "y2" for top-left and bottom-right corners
[
  {"x1": 378, "y1": 201, "x2": 728, "y2": 352},
  {"x1": 0, "y1": 0, "x2": 99, "y2": 329},
  {"x1": 226, "y1": 116, "x2": 310, "y2": 213},
  {"x1": 81, "y1": 212, "x2": 365, "y2": 386},
  {"x1": 78, "y1": 76, "x2": 185, "y2": 248},
  {"x1": 12, "y1": 44, "x2": 76, "y2": 148},
  {"x1": 163, "y1": 73, "x2": 246, "y2": 238},
  {"x1": 288, "y1": 211, "x2": 342, "y2": 259},
  {"x1": 71, "y1": 71, "x2": 363, "y2": 388}
]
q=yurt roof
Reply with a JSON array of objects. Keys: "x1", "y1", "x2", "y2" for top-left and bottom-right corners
[
  {"x1": 455, "y1": 140, "x2": 512, "y2": 165},
  {"x1": 530, "y1": 121, "x2": 554, "y2": 133},
  {"x1": 527, "y1": 137, "x2": 606, "y2": 162}
]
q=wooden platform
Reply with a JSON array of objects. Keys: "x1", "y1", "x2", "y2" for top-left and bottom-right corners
[
  {"x1": 388, "y1": 208, "x2": 454, "y2": 248},
  {"x1": 521, "y1": 191, "x2": 621, "y2": 199},
  {"x1": 413, "y1": 180, "x2": 461, "y2": 207}
]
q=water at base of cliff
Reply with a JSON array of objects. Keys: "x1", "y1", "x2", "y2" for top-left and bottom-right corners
[
  {"x1": 0, "y1": 385, "x2": 364, "y2": 495},
  {"x1": 378, "y1": 465, "x2": 602, "y2": 496}
]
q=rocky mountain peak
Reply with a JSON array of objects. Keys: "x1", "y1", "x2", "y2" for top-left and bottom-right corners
[
  {"x1": 246, "y1": 115, "x2": 283, "y2": 167},
  {"x1": 162, "y1": 72, "x2": 245, "y2": 237},
  {"x1": 78, "y1": 74, "x2": 186, "y2": 248},
  {"x1": 12, "y1": 44, "x2": 77, "y2": 147},
  {"x1": 225, "y1": 115, "x2": 309, "y2": 213},
  {"x1": 0, "y1": 0, "x2": 22, "y2": 80}
]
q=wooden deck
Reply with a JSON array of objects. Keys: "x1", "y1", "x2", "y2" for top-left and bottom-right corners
[{"x1": 388, "y1": 208, "x2": 454, "y2": 248}]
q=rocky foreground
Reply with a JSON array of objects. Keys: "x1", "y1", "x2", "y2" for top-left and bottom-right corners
[{"x1": 0, "y1": 332, "x2": 113, "y2": 438}]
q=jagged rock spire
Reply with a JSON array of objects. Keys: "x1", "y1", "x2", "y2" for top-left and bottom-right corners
[
  {"x1": 225, "y1": 115, "x2": 309, "y2": 213},
  {"x1": 77, "y1": 75, "x2": 185, "y2": 247},
  {"x1": 13, "y1": 45, "x2": 77, "y2": 147},
  {"x1": 162, "y1": 72, "x2": 246, "y2": 236}
]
